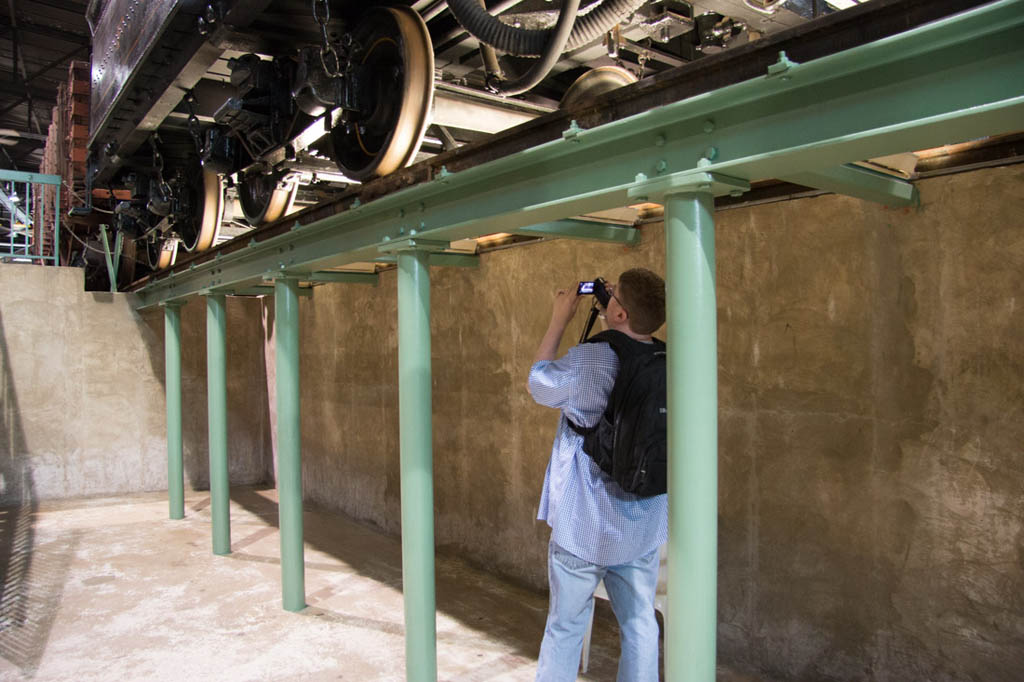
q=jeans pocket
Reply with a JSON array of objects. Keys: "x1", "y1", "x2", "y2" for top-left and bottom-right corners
[{"x1": 551, "y1": 543, "x2": 593, "y2": 572}]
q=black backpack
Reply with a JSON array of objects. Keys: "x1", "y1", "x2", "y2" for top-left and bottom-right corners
[{"x1": 567, "y1": 330, "x2": 667, "y2": 497}]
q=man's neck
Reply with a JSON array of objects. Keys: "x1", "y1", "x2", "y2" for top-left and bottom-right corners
[{"x1": 608, "y1": 320, "x2": 652, "y2": 343}]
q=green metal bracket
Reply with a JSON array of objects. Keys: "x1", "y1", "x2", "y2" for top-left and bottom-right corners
[
  {"x1": 98, "y1": 225, "x2": 124, "y2": 293},
  {"x1": 302, "y1": 271, "x2": 380, "y2": 284},
  {"x1": 766, "y1": 51, "x2": 799, "y2": 79},
  {"x1": 206, "y1": 284, "x2": 313, "y2": 297},
  {"x1": 510, "y1": 219, "x2": 640, "y2": 244},
  {"x1": 628, "y1": 170, "x2": 750, "y2": 202},
  {"x1": 376, "y1": 253, "x2": 479, "y2": 268},
  {"x1": 378, "y1": 237, "x2": 450, "y2": 254},
  {"x1": 781, "y1": 163, "x2": 918, "y2": 207}
]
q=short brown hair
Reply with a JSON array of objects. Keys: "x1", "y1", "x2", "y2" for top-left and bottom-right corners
[{"x1": 617, "y1": 268, "x2": 665, "y2": 335}]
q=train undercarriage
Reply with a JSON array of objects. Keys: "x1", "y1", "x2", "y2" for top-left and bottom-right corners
[{"x1": 81, "y1": 0, "x2": 771, "y2": 285}]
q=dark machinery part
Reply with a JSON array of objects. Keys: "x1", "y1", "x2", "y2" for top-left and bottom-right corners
[
  {"x1": 238, "y1": 171, "x2": 298, "y2": 226},
  {"x1": 329, "y1": 6, "x2": 434, "y2": 180},
  {"x1": 214, "y1": 54, "x2": 302, "y2": 162}
]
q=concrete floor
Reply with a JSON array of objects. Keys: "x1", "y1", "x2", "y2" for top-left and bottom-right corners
[{"x1": 0, "y1": 487, "x2": 763, "y2": 681}]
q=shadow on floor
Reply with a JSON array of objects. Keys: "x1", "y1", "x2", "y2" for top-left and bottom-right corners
[
  {"x1": 0, "y1": 310, "x2": 75, "y2": 677},
  {"x1": 222, "y1": 485, "x2": 629, "y2": 680}
]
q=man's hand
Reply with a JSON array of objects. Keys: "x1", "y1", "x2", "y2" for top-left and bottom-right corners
[
  {"x1": 533, "y1": 284, "x2": 583, "y2": 364},
  {"x1": 550, "y1": 286, "x2": 583, "y2": 328}
]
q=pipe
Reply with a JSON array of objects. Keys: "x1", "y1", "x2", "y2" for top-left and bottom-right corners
[
  {"x1": 488, "y1": 0, "x2": 581, "y2": 95},
  {"x1": 446, "y1": 0, "x2": 648, "y2": 57},
  {"x1": 664, "y1": 190, "x2": 718, "y2": 682},
  {"x1": 164, "y1": 302, "x2": 184, "y2": 520},
  {"x1": 275, "y1": 276, "x2": 306, "y2": 612},
  {"x1": 477, "y1": 0, "x2": 503, "y2": 82},
  {"x1": 206, "y1": 293, "x2": 231, "y2": 556},
  {"x1": 397, "y1": 250, "x2": 437, "y2": 681}
]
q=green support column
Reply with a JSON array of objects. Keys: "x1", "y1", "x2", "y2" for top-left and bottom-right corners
[
  {"x1": 664, "y1": 190, "x2": 718, "y2": 682},
  {"x1": 206, "y1": 294, "x2": 231, "y2": 555},
  {"x1": 397, "y1": 249, "x2": 437, "y2": 682},
  {"x1": 274, "y1": 277, "x2": 305, "y2": 612},
  {"x1": 163, "y1": 302, "x2": 184, "y2": 520}
]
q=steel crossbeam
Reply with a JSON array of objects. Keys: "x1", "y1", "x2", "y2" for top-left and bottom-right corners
[{"x1": 135, "y1": 0, "x2": 1024, "y2": 308}]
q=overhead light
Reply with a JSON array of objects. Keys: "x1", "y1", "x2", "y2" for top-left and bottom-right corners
[{"x1": 8, "y1": 193, "x2": 19, "y2": 203}]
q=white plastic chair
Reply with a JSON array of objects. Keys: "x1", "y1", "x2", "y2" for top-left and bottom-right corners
[{"x1": 580, "y1": 544, "x2": 668, "y2": 673}]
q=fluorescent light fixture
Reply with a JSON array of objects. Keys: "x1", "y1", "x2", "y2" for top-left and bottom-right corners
[{"x1": 8, "y1": 193, "x2": 18, "y2": 203}]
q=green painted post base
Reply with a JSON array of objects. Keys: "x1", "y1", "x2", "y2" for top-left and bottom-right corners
[
  {"x1": 275, "y1": 277, "x2": 306, "y2": 612},
  {"x1": 664, "y1": 190, "x2": 718, "y2": 682},
  {"x1": 206, "y1": 294, "x2": 231, "y2": 555},
  {"x1": 396, "y1": 250, "x2": 438, "y2": 682},
  {"x1": 163, "y1": 302, "x2": 184, "y2": 520}
]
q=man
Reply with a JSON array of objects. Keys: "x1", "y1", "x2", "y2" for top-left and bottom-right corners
[{"x1": 528, "y1": 267, "x2": 668, "y2": 681}]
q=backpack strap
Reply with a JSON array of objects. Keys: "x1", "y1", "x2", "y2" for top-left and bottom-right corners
[{"x1": 565, "y1": 330, "x2": 664, "y2": 436}]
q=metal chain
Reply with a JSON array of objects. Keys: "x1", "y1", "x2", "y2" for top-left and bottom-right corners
[
  {"x1": 312, "y1": 0, "x2": 341, "y2": 77},
  {"x1": 149, "y1": 135, "x2": 171, "y2": 200},
  {"x1": 185, "y1": 90, "x2": 205, "y2": 156}
]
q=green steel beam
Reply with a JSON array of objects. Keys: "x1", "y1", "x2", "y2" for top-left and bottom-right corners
[
  {"x1": 375, "y1": 253, "x2": 478, "y2": 268},
  {"x1": 664, "y1": 190, "x2": 719, "y2": 682},
  {"x1": 509, "y1": 219, "x2": 640, "y2": 244},
  {"x1": 393, "y1": 247, "x2": 438, "y2": 681},
  {"x1": 0, "y1": 169, "x2": 60, "y2": 185},
  {"x1": 99, "y1": 225, "x2": 122, "y2": 293},
  {"x1": 302, "y1": 271, "x2": 380, "y2": 284},
  {"x1": 135, "y1": 0, "x2": 1024, "y2": 308},
  {"x1": 162, "y1": 302, "x2": 185, "y2": 520},
  {"x1": 206, "y1": 293, "x2": 231, "y2": 556},
  {"x1": 275, "y1": 276, "x2": 305, "y2": 612},
  {"x1": 781, "y1": 164, "x2": 918, "y2": 207},
  {"x1": 207, "y1": 285, "x2": 313, "y2": 297}
]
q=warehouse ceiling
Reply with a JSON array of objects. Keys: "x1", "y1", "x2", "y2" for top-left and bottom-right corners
[{"x1": 0, "y1": 0, "x2": 90, "y2": 170}]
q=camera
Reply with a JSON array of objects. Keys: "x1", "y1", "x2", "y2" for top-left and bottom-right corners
[{"x1": 577, "y1": 277, "x2": 612, "y2": 306}]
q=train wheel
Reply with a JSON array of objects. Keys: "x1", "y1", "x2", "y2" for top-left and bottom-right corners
[
  {"x1": 238, "y1": 172, "x2": 298, "y2": 226},
  {"x1": 331, "y1": 6, "x2": 434, "y2": 180},
  {"x1": 148, "y1": 236, "x2": 179, "y2": 270},
  {"x1": 179, "y1": 169, "x2": 224, "y2": 252},
  {"x1": 559, "y1": 66, "x2": 637, "y2": 109}
]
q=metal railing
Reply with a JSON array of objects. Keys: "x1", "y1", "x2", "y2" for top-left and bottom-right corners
[{"x1": 0, "y1": 170, "x2": 61, "y2": 265}]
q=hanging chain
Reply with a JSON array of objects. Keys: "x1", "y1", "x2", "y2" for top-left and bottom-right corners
[
  {"x1": 637, "y1": 48, "x2": 649, "y2": 80},
  {"x1": 185, "y1": 90, "x2": 205, "y2": 156},
  {"x1": 312, "y1": 0, "x2": 341, "y2": 77},
  {"x1": 149, "y1": 134, "x2": 171, "y2": 200}
]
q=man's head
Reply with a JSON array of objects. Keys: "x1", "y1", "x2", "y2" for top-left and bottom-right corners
[{"x1": 604, "y1": 268, "x2": 665, "y2": 337}]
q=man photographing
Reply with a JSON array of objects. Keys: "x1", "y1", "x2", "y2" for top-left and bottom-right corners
[{"x1": 528, "y1": 267, "x2": 668, "y2": 681}]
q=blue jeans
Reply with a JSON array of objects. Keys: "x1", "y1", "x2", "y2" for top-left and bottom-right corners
[{"x1": 536, "y1": 540, "x2": 661, "y2": 682}]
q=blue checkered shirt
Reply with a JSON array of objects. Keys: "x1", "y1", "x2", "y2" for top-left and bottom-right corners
[{"x1": 529, "y1": 341, "x2": 668, "y2": 566}]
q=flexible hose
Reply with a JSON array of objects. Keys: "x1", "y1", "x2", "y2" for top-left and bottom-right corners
[
  {"x1": 490, "y1": 0, "x2": 580, "y2": 95},
  {"x1": 446, "y1": 0, "x2": 648, "y2": 57}
]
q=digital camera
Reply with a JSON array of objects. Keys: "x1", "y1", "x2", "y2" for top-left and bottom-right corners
[{"x1": 577, "y1": 277, "x2": 612, "y2": 307}]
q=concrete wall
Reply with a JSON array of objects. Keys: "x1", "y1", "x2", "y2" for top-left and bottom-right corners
[
  {"x1": 296, "y1": 165, "x2": 1023, "y2": 680},
  {"x1": 4, "y1": 164, "x2": 1018, "y2": 679},
  {"x1": 0, "y1": 266, "x2": 268, "y2": 505}
]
